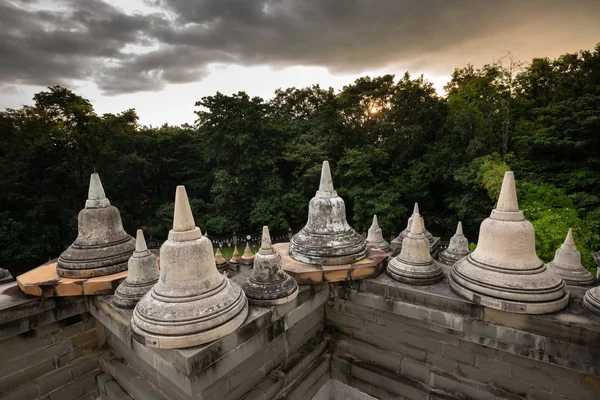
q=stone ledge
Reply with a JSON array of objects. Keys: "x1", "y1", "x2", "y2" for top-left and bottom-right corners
[
  {"x1": 17, "y1": 259, "x2": 128, "y2": 297},
  {"x1": 340, "y1": 271, "x2": 600, "y2": 350},
  {"x1": 275, "y1": 242, "x2": 389, "y2": 284},
  {"x1": 89, "y1": 282, "x2": 329, "y2": 397},
  {"x1": 330, "y1": 274, "x2": 600, "y2": 379}
]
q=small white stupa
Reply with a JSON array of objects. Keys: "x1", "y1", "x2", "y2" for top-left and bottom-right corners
[
  {"x1": 387, "y1": 212, "x2": 443, "y2": 285},
  {"x1": 366, "y1": 215, "x2": 390, "y2": 252},
  {"x1": 547, "y1": 229, "x2": 595, "y2": 286}
]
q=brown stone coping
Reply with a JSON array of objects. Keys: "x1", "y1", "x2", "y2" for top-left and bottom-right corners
[
  {"x1": 275, "y1": 242, "x2": 389, "y2": 284},
  {"x1": 16, "y1": 251, "x2": 160, "y2": 297}
]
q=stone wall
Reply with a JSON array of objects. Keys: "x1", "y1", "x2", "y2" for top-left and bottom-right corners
[
  {"x1": 88, "y1": 274, "x2": 329, "y2": 400},
  {"x1": 327, "y1": 272, "x2": 600, "y2": 400},
  {"x1": 0, "y1": 282, "x2": 105, "y2": 400}
]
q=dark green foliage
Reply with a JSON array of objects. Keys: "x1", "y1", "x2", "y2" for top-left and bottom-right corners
[{"x1": 1, "y1": 46, "x2": 599, "y2": 274}]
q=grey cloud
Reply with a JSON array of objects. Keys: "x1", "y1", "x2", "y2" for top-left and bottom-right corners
[{"x1": 2, "y1": 0, "x2": 600, "y2": 95}]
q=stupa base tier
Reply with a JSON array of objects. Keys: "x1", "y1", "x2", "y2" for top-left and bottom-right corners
[
  {"x1": 247, "y1": 290, "x2": 299, "y2": 306},
  {"x1": 387, "y1": 267, "x2": 443, "y2": 286},
  {"x1": 289, "y1": 248, "x2": 367, "y2": 266},
  {"x1": 56, "y1": 262, "x2": 128, "y2": 279},
  {"x1": 0, "y1": 270, "x2": 13, "y2": 284},
  {"x1": 583, "y1": 288, "x2": 600, "y2": 317},
  {"x1": 17, "y1": 260, "x2": 126, "y2": 297},
  {"x1": 16, "y1": 251, "x2": 160, "y2": 297},
  {"x1": 113, "y1": 281, "x2": 158, "y2": 309},
  {"x1": 448, "y1": 273, "x2": 570, "y2": 315},
  {"x1": 438, "y1": 252, "x2": 469, "y2": 266},
  {"x1": 276, "y1": 242, "x2": 389, "y2": 284},
  {"x1": 131, "y1": 303, "x2": 248, "y2": 349}
]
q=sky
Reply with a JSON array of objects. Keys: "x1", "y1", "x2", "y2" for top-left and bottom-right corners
[{"x1": 1, "y1": 0, "x2": 599, "y2": 127}]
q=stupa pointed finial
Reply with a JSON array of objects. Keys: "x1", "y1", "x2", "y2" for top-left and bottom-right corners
[
  {"x1": 496, "y1": 171, "x2": 519, "y2": 212},
  {"x1": 86, "y1": 172, "x2": 110, "y2": 208},
  {"x1": 135, "y1": 229, "x2": 148, "y2": 253},
  {"x1": 261, "y1": 226, "x2": 273, "y2": 251},
  {"x1": 456, "y1": 221, "x2": 463, "y2": 236},
  {"x1": 319, "y1": 161, "x2": 334, "y2": 192},
  {"x1": 564, "y1": 229, "x2": 575, "y2": 247},
  {"x1": 410, "y1": 213, "x2": 423, "y2": 235},
  {"x1": 173, "y1": 186, "x2": 197, "y2": 233},
  {"x1": 413, "y1": 203, "x2": 420, "y2": 215},
  {"x1": 372, "y1": 214, "x2": 379, "y2": 228}
]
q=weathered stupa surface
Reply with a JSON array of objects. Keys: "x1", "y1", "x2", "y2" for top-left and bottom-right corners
[
  {"x1": 215, "y1": 248, "x2": 227, "y2": 267},
  {"x1": 449, "y1": 172, "x2": 569, "y2": 314},
  {"x1": 289, "y1": 161, "x2": 366, "y2": 265},
  {"x1": 366, "y1": 215, "x2": 390, "y2": 252},
  {"x1": 439, "y1": 222, "x2": 471, "y2": 266},
  {"x1": 229, "y1": 246, "x2": 240, "y2": 265},
  {"x1": 387, "y1": 211, "x2": 443, "y2": 285},
  {"x1": 57, "y1": 173, "x2": 135, "y2": 278},
  {"x1": 583, "y1": 285, "x2": 600, "y2": 317},
  {"x1": 240, "y1": 242, "x2": 255, "y2": 265},
  {"x1": 242, "y1": 226, "x2": 299, "y2": 306},
  {"x1": 0, "y1": 268, "x2": 13, "y2": 284},
  {"x1": 547, "y1": 229, "x2": 595, "y2": 286},
  {"x1": 390, "y1": 203, "x2": 436, "y2": 255},
  {"x1": 113, "y1": 230, "x2": 159, "y2": 309},
  {"x1": 131, "y1": 186, "x2": 248, "y2": 348}
]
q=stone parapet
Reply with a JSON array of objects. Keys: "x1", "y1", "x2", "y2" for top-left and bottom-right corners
[
  {"x1": 88, "y1": 273, "x2": 329, "y2": 399},
  {"x1": 0, "y1": 282, "x2": 105, "y2": 400},
  {"x1": 328, "y1": 271, "x2": 600, "y2": 400}
]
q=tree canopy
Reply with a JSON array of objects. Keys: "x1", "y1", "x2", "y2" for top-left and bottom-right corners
[{"x1": 1, "y1": 45, "x2": 599, "y2": 275}]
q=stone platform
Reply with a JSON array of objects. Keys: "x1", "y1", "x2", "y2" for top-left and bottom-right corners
[
  {"x1": 16, "y1": 250, "x2": 159, "y2": 297},
  {"x1": 275, "y1": 242, "x2": 389, "y2": 284}
]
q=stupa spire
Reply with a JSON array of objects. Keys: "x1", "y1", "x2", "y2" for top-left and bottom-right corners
[
  {"x1": 131, "y1": 185, "x2": 248, "y2": 348},
  {"x1": 456, "y1": 221, "x2": 463, "y2": 236},
  {"x1": 449, "y1": 172, "x2": 568, "y2": 314},
  {"x1": 243, "y1": 226, "x2": 298, "y2": 305},
  {"x1": 316, "y1": 161, "x2": 337, "y2": 197},
  {"x1": 86, "y1": 172, "x2": 110, "y2": 208},
  {"x1": 261, "y1": 225, "x2": 273, "y2": 251},
  {"x1": 114, "y1": 230, "x2": 159, "y2": 309},
  {"x1": 173, "y1": 186, "x2": 196, "y2": 232},
  {"x1": 495, "y1": 171, "x2": 519, "y2": 213},
  {"x1": 410, "y1": 212, "x2": 423, "y2": 235},
  {"x1": 564, "y1": 229, "x2": 575, "y2": 247},
  {"x1": 136, "y1": 229, "x2": 148, "y2": 253}
]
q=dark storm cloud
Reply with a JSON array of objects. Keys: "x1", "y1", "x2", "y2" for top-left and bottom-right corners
[{"x1": 2, "y1": 0, "x2": 599, "y2": 95}]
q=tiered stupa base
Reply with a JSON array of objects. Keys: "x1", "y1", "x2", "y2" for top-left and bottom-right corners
[
  {"x1": 387, "y1": 259, "x2": 443, "y2": 285},
  {"x1": 449, "y1": 256, "x2": 569, "y2": 314},
  {"x1": 438, "y1": 250, "x2": 468, "y2": 266},
  {"x1": 277, "y1": 243, "x2": 388, "y2": 284},
  {"x1": 583, "y1": 287, "x2": 600, "y2": 317},
  {"x1": 0, "y1": 269, "x2": 13, "y2": 284},
  {"x1": 547, "y1": 261, "x2": 595, "y2": 286},
  {"x1": 113, "y1": 280, "x2": 158, "y2": 309},
  {"x1": 17, "y1": 258, "x2": 134, "y2": 297},
  {"x1": 243, "y1": 275, "x2": 298, "y2": 306}
]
